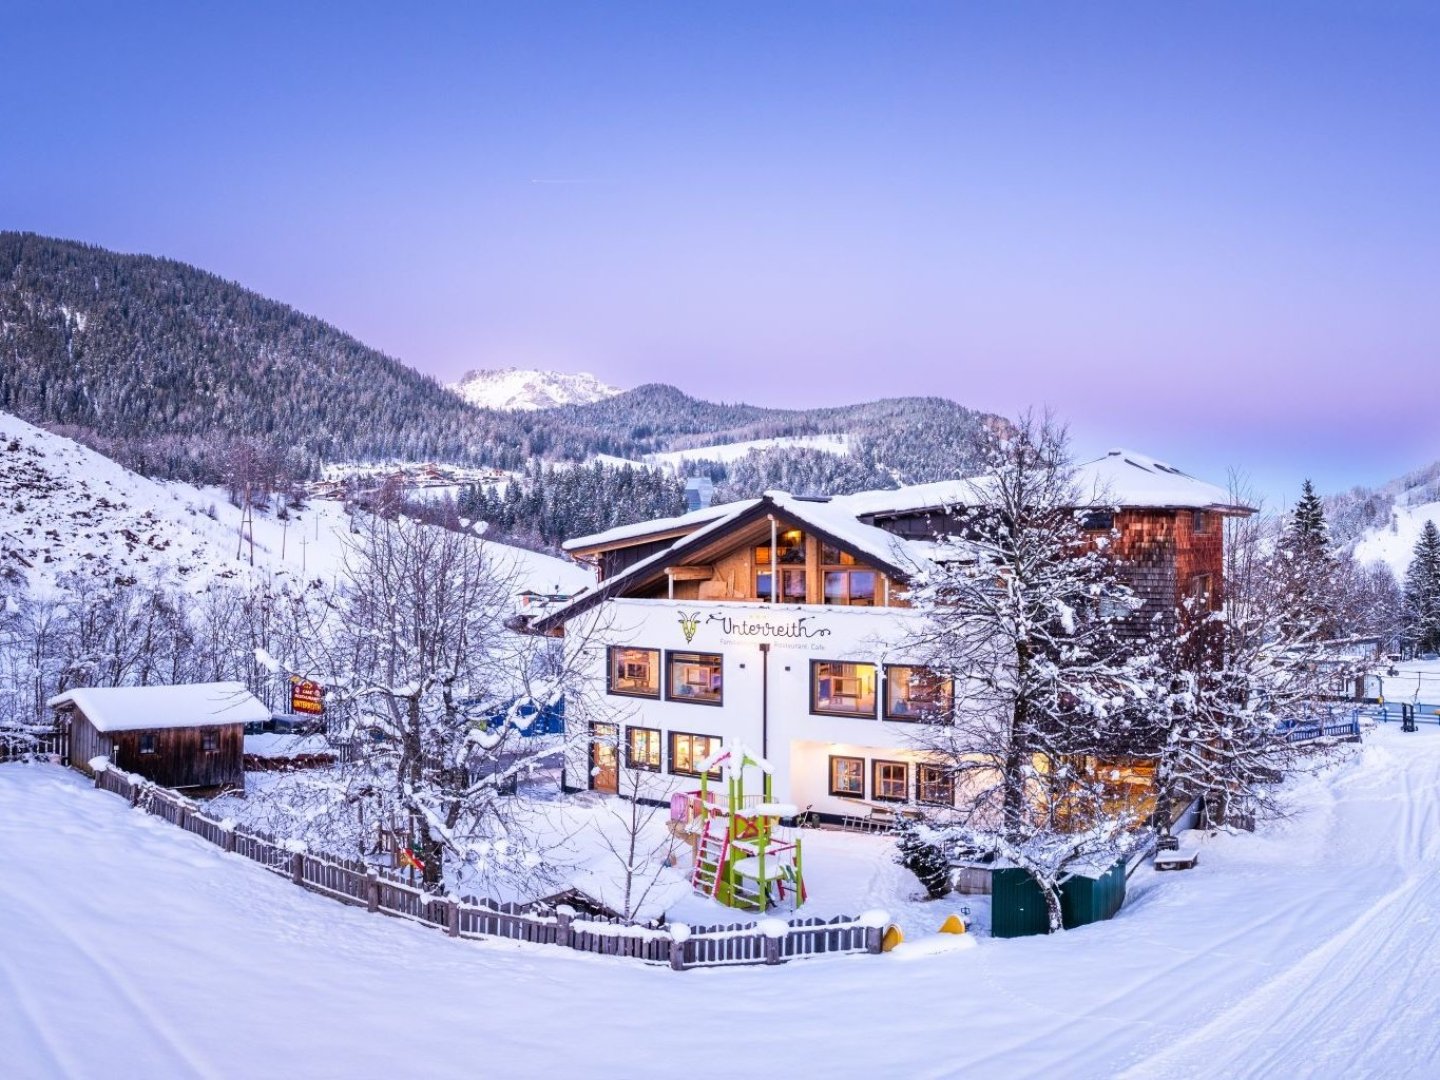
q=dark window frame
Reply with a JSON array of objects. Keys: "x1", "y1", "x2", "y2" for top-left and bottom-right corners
[
  {"x1": 1081, "y1": 509, "x2": 1115, "y2": 532},
  {"x1": 828, "y1": 754, "x2": 866, "y2": 799},
  {"x1": 917, "y1": 763, "x2": 955, "y2": 807},
  {"x1": 606, "y1": 645, "x2": 662, "y2": 699},
  {"x1": 872, "y1": 759, "x2": 910, "y2": 803},
  {"x1": 139, "y1": 732, "x2": 157, "y2": 755},
  {"x1": 810, "y1": 659, "x2": 879, "y2": 719},
  {"x1": 665, "y1": 650, "x2": 724, "y2": 707},
  {"x1": 1192, "y1": 510, "x2": 1210, "y2": 535},
  {"x1": 200, "y1": 728, "x2": 219, "y2": 753},
  {"x1": 883, "y1": 664, "x2": 954, "y2": 722},
  {"x1": 625, "y1": 726, "x2": 662, "y2": 772},
  {"x1": 669, "y1": 731, "x2": 722, "y2": 779}
]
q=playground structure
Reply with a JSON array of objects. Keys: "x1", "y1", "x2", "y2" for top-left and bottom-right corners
[{"x1": 670, "y1": 743, "x2": 807, "y2": 913}]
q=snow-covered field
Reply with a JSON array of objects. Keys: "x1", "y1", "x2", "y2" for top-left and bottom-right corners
[
  {"x1": 1352, "y1": 499, "x2": 1440, "y2": 581},
  {"x1": 645, "y1": 432, "x2": 851, "y2": 471},
  {"x1": 4, "y1": 725, "x2": 1439, "y2": 1078}
]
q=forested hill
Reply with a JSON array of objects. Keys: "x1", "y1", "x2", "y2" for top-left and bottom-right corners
[
  {"x1": 1, "y1": 232, "x2": 1002, "y2": 489},
  {"x1": 0, "y1": 232, "x2": 519, "y2": 481}
]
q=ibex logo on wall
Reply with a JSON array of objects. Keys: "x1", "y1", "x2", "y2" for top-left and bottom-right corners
[{"x1": 677, "y1": 611, "x2": 702, "y2": 644}]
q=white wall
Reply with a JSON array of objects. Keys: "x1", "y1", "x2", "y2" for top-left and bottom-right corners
[{"x1": 563, "y1": 599, "x2": 942, "y2": 817}]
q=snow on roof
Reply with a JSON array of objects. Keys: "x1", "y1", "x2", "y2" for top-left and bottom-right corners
[
  {"x1": 562, "y1": 501, "x2": 757, "y2": 552},
  {"x1": 765, "y1": 492, "x2": 924, "y2": 575},
  {"x1": 48, "y1": 682, "x2": 271, "y2": 732},
  {"x1": 834, "y1": 449, "x2": 1243, "y2": 517}
]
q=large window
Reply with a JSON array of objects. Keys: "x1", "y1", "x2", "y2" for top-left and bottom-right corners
[
  {"x1": 811, "y1": 660, "x2": 878, "y2": 718},
  {"x1": 626, "y1": 726, "x2": 662, "y2": 771},
  {"x1": 755, "y1": 528, "x2": 808, "y2": 601},
  {"x1": 884, "y1": 665, "x2": 953, "y2": 722},
  {"x1": 666, "y1": 651, "x2": 723, "y2": 705},
  {"x1": 754, "y1": 528, "x2": 806, "y2": 565},
  {"x1": 670, "y1": 732, "x2": 722, "y2": 778},
  {"x1": 756, "y1": 566, "x2": 807, "y2": 602},
  {"x1": 823, "y1": 569, "x2": 877, "y2": 607},
  {"x1": 829, "y1": 755, "x2": 865, "y2": 798},
  {"x1": 917, "y1": 764, "x2": 954, "y2": 807},
  {"x1": 608, "y1": 646, "x2": 661, "y2": 698},
  {"x1": 872, "y1": 760, "x2": 909, "y2": 802}
]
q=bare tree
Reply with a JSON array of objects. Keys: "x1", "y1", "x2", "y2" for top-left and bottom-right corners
[{"x1": 904, "y1": 413, "x2": 1154, "y2": 931}]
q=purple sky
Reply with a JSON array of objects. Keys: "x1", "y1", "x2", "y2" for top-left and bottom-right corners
[{"x1": 5, "y1": 2, "x2": 1439, "y2": 507}]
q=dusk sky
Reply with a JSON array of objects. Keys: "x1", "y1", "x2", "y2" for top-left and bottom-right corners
[{"x1": 5, "y1": 1, "x2": 1438, "y2": 506}]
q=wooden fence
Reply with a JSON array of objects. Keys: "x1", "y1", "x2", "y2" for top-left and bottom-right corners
[{"x1": 81, "y1": 762, "x2": 886, "y2": 970}]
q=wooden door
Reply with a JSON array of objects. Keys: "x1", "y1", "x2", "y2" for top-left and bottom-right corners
[{"x1": 591, "y1": 723, "x2": 619, "y2": 794}]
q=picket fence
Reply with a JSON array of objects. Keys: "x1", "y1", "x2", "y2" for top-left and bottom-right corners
[{"x1": 87, "y1": 764, "x2": 884, "y2": 970}]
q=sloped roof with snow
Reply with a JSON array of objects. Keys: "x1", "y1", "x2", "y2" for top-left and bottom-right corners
[
  {"x1": 562, "y1": 501, "x2": 754, "y2": 553},
  {"x1": 48, "y1": 682, "x2": 271, "y2": 732}
]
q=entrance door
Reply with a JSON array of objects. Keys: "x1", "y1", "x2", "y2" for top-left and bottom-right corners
[{"x1": 591, "y1": 723, "x2": 619, "y2": 794}]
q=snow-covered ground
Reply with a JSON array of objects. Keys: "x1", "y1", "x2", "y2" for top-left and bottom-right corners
[
  {"x1": 5, "y1": 725, "x2": 1439, "y2": 1078},
  {"x1": 0, "y1": 410, "x2": 589, "y2": 601},
  {"x1": 646, "y1": 432, "x2": 851, "y2": 471}
]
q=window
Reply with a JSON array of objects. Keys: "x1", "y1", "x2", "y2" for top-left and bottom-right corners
[
  {"x1": 821, "y1": 543, "x2": 858, "y2": 566},
  {"x1": 872, "y1": 760, "x2": 910, "y2": 802},
  {"x1": 608, "y1": 646, "x2": 660, "y2": 698},
  {"x1": 670, "y1": 732, "x2": 722, "y2": 778},
  {"x1": 200, "y1": 729, "x2": 219, "y2": 752},
  {"x1": 626, "y1": 726, "x2": 662, "y2": 771},
  {"x1": 1188, "y1": 573, "x2": 1213, "y2": 609},
  {"x1": 811, "y1": 660, "x2": 878, "y2": 717},
  {"x1": 139, "y1": 733, "x2": 157, "y2": 755},
  {"x1": 917, "y1": 764, "x2": 955, "y2": 807},
  {"x1": 756, "y1": 566, "x2": 807, "y2": 602},
  {"x1": 1082, "y1": 510, "x2": 1115, "y2": 532},
  {"x1": 823, "y1": 569, "x2": 876, "y2": 607},
  {"x1": 754, "y1": 528, "x2": 806, "y2": 565},
  {"x1": 884, "y1": 665, "x2": 953, "y2": 721},
  {"x1": 666, "y1": 651, "x2": 723, "y2": 705},
  {"x1": 1192, "y1": 510, "x2": 1210, "y2": 535},
  {"x1": 829, "y1": 755, "x2": 865, "y2": 798}
]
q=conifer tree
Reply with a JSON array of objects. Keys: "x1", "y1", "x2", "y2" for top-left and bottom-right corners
[
  {"x1": 1403, "y1": 520, "x2": 1440, "y2": 654},
  {"x1": 1275, "y1": 479, "x2": 1341, "y2": 641}
]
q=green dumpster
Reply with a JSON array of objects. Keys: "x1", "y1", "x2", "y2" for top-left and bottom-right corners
[{"x1": 991, "y1": 859, "x2": 1127, "y2": 938}]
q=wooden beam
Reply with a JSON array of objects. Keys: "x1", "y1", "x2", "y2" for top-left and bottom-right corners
[{"x1": 665, "y1": 565, "x2": 715, "y2": 581}]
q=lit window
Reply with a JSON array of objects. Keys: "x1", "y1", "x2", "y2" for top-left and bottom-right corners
[
  {"x1": 821, "y1": 544, "x2": 857, "y2": 566},
  {"x1": 754, "y1": 529, "x2": 806, "y2": 565},
  {"x1": 811, "y1": 660, "x2": 877, "y2": 717},
  {"x1": 872, "y1": 760, "x2": 909, "y2": 803},
  {"x1": 670, "y1": 732, "x2": 722, "y2": 778},
  {"x1": 884, "y1": 665, "x2": 953, "y2": 721},
  {"x1": 608, "y1": 646, "x2": 660, "y2": 698},
  {"x1": 917, "y1": 764, "x2": 954, "y2": 807},
  {"x1": 666, "y1": 651, "x2": 723, "y2": 705},
  {"x1": 626, "y1": 727, "x2": 662, "y2": 771},
  {"x1": 829, "y1": 755, "x2": 865, "y2": 798}
]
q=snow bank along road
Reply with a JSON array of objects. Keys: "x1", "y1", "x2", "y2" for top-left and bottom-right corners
[{"x1": 3, "y1": 726, "x2": 1439, "y2": 1080}]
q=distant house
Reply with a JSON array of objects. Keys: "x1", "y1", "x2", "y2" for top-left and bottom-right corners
[{"x1": 48, "y1": 682, "x2": 268, "y2": 793}]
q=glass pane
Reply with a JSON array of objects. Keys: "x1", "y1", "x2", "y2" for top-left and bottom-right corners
[
  {"x1": 756, "y1": 571, "x2": 773, "y2": 599},
  {"x1": 782, "y1": 568, "x2": 806, "y2": 600},
  {"x1": 823, "y1": 571, "x2": 845, "y2": 604},
  {"x1": 813, "y1": 661, "x2": 877, "y2": 715},
  {"x1": 848, "y1": 571, "x2": 876, "y2": 606},
  {"x1": 611, "y1": 647, "x2": 660, "y2": 696},
  {"x1": 831, "y1": 757, "x2": 864, "y2": 795},
  {"x1": 669, "y1": 652, "x2": 722, "y2": 704},
  {"x1": 822, "y1": 544, "x2": 856, "y2": 566}
]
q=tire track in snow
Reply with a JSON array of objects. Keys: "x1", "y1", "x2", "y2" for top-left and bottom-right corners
[
  {"x1": 0, "y1": 860, "x2": 223, "y2": 1080},
  {"x1": 0, "y1": 944, "x2": 82, "y2": 1078}
]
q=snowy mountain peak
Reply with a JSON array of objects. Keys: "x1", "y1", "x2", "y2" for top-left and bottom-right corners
[{"x1": 450, "y1": 368, "x2": 621, "y2": 412}]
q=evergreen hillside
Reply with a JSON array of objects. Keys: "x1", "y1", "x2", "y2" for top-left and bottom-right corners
[{"x1": 1, "y1": 232, "x2": 1001, "y2": 489}]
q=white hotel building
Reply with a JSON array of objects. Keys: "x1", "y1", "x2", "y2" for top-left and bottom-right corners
[{"x1": 533, "y1": 451, "x2": 1245, "y2": 824}]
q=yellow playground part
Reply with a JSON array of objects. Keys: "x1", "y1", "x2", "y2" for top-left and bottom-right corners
[
  {"x1": 882, "y1": 924, "x2": 905, "y2": 952},
  {"x1": 939, "y1": 913, "x2": 966, "y2": 935}
]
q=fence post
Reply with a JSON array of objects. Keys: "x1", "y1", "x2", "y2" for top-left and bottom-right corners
[
  {"x1": 446, "y1": 898, "x2": 460, "y2": 938},
  {"x1": 669, "y1": 938, "x2": 685, "y2": 971},
  {"x1": 291, "y1": 851, "x2": 304, "y2": 886},
  {"x1": 866, "y1": 925, "x2": 884, "y2": 955},
  {"x1": 365, "y1": 872, "x2": 379, "y2": 913},
  {"x1": 93, "y1": 766, "x2": 103, "y2": 789},
  {"x1": 129, "y1": 781, "x2": 140, "y2": 808},
  {"x1": 177, "y1": 805, "x2": 188, "y2": 831},
  {"x1": 556, "y1": 904, "x2": 574, "y2": 948},
  {"x1": 765, "y1": 934, "x2": 782, "y2": 965},
  {"x1": 224, "y1": 828, "x2": 237, "y2": 854}
]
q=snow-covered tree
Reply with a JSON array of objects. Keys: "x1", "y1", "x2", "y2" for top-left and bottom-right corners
[
  {"x1": 903, "y1": 413, "x2": 1154, "y2": 931},
  {"x1": 1273, "y1": 480, "x2": 1343, "y2": 641},
  {"x1": 1403, "y1": 520, "x2": 1440, "y2": 654}
]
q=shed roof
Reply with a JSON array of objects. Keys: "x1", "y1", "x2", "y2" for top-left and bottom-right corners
[{"x1": 48, "y1": 682, "x2": 271, "y2": 732}]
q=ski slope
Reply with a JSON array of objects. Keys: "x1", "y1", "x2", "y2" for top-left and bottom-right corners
[{"x1": 3, "y1": 726, "x2": 1439, "y2": 1079}]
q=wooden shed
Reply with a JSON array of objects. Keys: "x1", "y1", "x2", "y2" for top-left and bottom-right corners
[{"x1": 48, "y1": 682, "x2": 268, "y2": 793}]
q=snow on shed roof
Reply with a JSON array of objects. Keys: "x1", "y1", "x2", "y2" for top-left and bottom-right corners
[{"x1": 48, "y1": 682, "x2": 271, "y2": 732}]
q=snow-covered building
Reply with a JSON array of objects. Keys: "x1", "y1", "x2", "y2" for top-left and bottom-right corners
[
  {"x1": 535, "y1": 451, "x2": 1252, "y2": 823},
  {"x1": 50, "y1": 682, "x2": 269, "y2": 793}
]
